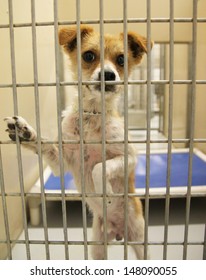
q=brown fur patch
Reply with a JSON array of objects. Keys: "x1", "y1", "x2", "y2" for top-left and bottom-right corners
[{"x1": 59, "y1": 25, "x2": 153, "y2": 80}]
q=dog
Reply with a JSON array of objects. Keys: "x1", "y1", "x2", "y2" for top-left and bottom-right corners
[{"x1": 4, "y1": 25, "x2": 152, "y2": 260}]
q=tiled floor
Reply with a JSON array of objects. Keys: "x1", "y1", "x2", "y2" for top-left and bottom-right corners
[
  {"x1": 12, "y1": 224, "x2": 205, "y2": 260},
  {"x1": 11, "y1": 197, "x2": 206, "y2": 260}
]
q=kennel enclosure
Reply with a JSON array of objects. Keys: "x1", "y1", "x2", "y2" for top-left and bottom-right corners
[{"x1": 0, "y1": 0, "x2": 206, "y2": 260}]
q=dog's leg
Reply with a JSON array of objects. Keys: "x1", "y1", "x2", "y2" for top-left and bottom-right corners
[
  {"x1": 91, "y1": 214, "x2": 115, "y2": 260},
  {"x1": 4, "y1": 116, "x2": 61, "y2": 174},
  {"x1": 92, "y1": 155, "x2": 136, "y2": 204},
  {"x1": 92, "y1": 163, "x2": 114, "y2": 204},
  {"x1": 127, "y1": 212, "x2": 147, "y2": 260},
  {"x1": 91, "y1": 215, "x2": 105, "y2": 260}
]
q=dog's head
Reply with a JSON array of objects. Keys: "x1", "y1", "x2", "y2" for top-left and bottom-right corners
[{"x1": 59, "y1": 25, "x2": 153, "y2": 96}]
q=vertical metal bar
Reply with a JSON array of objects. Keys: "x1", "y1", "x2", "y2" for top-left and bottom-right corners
[
  {"x1": 53, "y1": 0, "x2": 69, "y2": 260},
  {"x1": 99, "y1": 0, "x2": 108, "y2": 260},
  {"x1": 203, "y1": 223, "x2": 206, "y2": 260},
  {"x1": 31, "y1": 0, "x2": 50, "y2": 260},
  {"x1": 76, "y1": 0, "x2": 88, "y2": 260},
  {"x1": 123, "y1": 0, "x2": 129, "y2": 260},
  {"x1": 0, "y1": 146, "x2": 12, "y2": 259},
  {"x1": 144, "y1": 0, "x2": 152, "y2": 260},
  {"x1": 8, "y1": 0, "x2": 31, "y2": 260},
  {"x1": 163, "y1": 0, "x2": 174, "y2": 260},
  {"x1": 183, "y1": 0, "x2": 198, "y2": 260}
]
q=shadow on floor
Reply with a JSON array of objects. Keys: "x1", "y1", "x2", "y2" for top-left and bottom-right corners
[{"x1": 30, "y1": 197, "x2": 206, "y2": 228}]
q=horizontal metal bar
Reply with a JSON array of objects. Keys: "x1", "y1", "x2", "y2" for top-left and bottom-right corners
[
  {"x1": 2, "y1": 192, "x2": 206, "y2": 200},
  {"x1": 1, "y1": 138, "x2": 206, "y2": 146},
  {"x1": 1, "y1": 80, "x2": 206, "y2": 89},
  {"x1": 0, "y1": 239, "x2": 204, "y2": 246},
  {"x1": 59, "y1": 17, "x2": 206, "y2": 24},
  {"x1": 1, "y1": 17, "x2": 206, "y2": 29}
]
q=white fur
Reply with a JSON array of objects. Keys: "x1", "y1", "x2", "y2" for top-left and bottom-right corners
[{"x1": 91, "y1": 62, "x2": 121, "y2": 82}]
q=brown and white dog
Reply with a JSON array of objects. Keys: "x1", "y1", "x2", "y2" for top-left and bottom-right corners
[{"x1": 4, "y1": 25, "x2": 152, "y2": 259}]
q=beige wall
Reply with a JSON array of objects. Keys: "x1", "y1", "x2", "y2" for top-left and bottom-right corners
[
  {"x1": 163, "y1": 44, "x2": 189, "y2": 148},
  {"x1": 163, "y1": 0, "x2": 206, "y2": 152},
  {"x1": 0, "y1": 0, "x2": 58, "y2": 259},
  {"x1": 58, "y1": 0, "x2": 193, "y2": 41},
  {"x1": 194, "y1": 0, "x2": 206, "y2": 153}
]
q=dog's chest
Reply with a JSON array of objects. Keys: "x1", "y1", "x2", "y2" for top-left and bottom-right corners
[{"x1": 62, "y1": 113, "x2": 124, "y2": 166}]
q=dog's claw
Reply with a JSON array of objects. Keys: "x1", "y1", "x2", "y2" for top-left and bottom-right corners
[
  {"x1": 8, "y1": 123, "x2": 15, "y2": 130},
  {"x1": 4, "y1": 117, "x2": 12, "y2": 121},
  {"x1": 9, "y1": 134, "x2": 16, "y2": 141}
]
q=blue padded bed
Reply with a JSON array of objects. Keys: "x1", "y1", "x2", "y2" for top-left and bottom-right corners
[
  {"x1": 29, "y1": 149, "x2": 206, "y2": 226},
  {"x1": 40, "y1": 149, "x2": 206, "y2": 196}
]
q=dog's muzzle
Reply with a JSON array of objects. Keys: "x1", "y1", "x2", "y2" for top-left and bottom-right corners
[{"x1": 95, "y1": 70, "x2": 116, "y2": 92}]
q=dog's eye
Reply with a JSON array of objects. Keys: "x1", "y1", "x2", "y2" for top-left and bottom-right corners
[
  {"x1": 82, "y1": 51, "x2": 96, "y2": 63},
  {"x1": 116, "y1": 54, "x2": 124, "y2": 67}
]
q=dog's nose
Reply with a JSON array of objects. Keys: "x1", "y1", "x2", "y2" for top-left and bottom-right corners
[
  {"x1": 98, "y1": 71, "x2": 116, "y2": 81},
  {"x1": 105, "y1": 71, "x2": 116, "y2": 81}
]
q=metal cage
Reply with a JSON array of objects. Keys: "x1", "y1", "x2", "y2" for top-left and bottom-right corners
[{"x1": 0, "y1": 0, "x2": 206, "y2": 260}]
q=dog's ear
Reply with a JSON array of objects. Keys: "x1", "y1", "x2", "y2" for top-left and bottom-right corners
[
  {"x1": 120, "y1": 31, "x2": 153, "y2": 59},
  {"x1": 59, "y1": 25, "x2": 94, "y2": 51}
]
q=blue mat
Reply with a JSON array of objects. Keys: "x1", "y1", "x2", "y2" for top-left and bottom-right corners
[
  {"x1": 136, "y1": 153, "x2": 206, "y2": 188},
  {"x1": 44, "y1": 152, "x2": 206, "y2": 190},
  {"x1": 45, "y1": 172, "x2": 75, "y2": 190}
]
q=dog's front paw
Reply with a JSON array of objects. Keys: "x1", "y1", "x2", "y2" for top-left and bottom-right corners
[{"x1": 4, "y1": 116, "x2": 37, "y2": 142}]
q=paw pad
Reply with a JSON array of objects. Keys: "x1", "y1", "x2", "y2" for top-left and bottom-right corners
[{"x1": 4, "y1": 116, "x2": 36, "y2": 142}]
